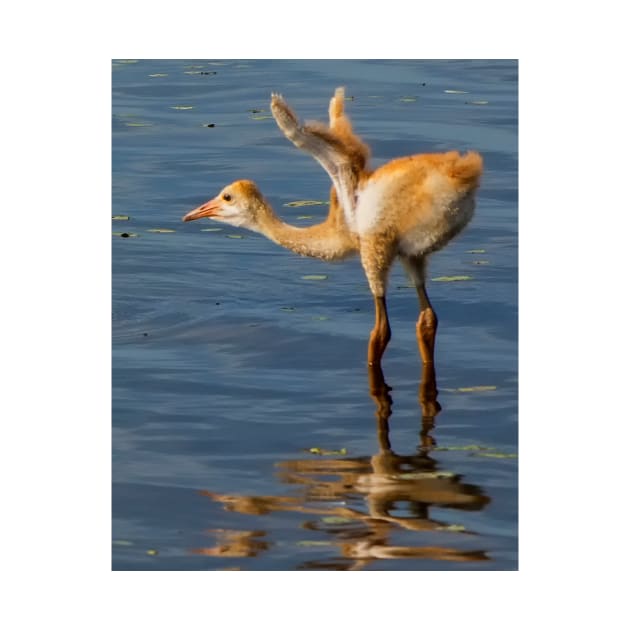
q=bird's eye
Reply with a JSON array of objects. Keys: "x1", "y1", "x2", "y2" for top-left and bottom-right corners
[{"x1": 223, "y1": 193, "x2": 232, "y2": 202}]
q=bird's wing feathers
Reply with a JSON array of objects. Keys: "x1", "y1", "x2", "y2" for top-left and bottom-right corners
[{"x1": 271, "y1": 93, "x2": 357, "y2": 221}]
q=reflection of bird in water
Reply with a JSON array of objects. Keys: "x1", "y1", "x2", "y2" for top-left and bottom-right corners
[
  {"x1": 279, "y1": 366, "x2": 489, "y2": 531},
  {"x1": 197, "y1": 364, "x2": 490, "y2": 570},
  {"x1": 183, "y1": 88, "x2": 483, "y2": 366}
]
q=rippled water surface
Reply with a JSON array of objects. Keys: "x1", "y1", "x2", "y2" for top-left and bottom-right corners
[{"x1": 112, "y1": 59, "x2": 518, "y2": 570}]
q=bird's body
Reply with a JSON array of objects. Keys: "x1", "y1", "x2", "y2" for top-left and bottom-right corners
[
  {"x1": 355, "y1": 152, "x2": 479, "y2": 246},
  {"x1": 183, "y1": 88, "x2": 483, "y2": 366}
]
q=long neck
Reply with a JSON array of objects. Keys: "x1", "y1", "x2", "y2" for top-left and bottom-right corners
[{"x1": 253, "y1": 197, "x2": 358, "y2": 262}]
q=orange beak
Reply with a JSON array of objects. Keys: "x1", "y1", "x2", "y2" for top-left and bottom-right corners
[{"x1": 182, "y1": 197, "x2": 221, "y2": 222}]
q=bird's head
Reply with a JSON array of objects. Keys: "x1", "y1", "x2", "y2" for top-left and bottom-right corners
[{"x1": 182, "y1": 180, "x2": 266, "y2": 229}]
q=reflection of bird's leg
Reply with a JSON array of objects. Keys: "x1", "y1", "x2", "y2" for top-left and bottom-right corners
[
  {"x1": 419, "y1": 361, "x2": 441, "y2": 449},
  {"x1": 420, "y1": 361, "x2": 440, "y2": 415},
  {"x1": 367, "y1": 363, "x2": 393, "y2": 451}
]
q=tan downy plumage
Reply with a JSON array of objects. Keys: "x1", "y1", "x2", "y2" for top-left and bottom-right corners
[{"x1": 183, "y1": 88, "x2": 483, "y2": 366}]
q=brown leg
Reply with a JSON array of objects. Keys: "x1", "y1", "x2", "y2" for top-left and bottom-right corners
[
  {"x1": 368, "y1": 296, "x2": 391, "y2": 366},
  {"x1": 416, "y1": 285, "x2": 438, "y2": 365},
  {"x1": 360, "y1": 239, "x2": 395, "y2": 367},
  {"x1": 401, "y1": 255, "x2": 438, "y2": 365}
]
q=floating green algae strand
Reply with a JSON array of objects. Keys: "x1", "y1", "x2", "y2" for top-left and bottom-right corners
[
  {"x1": 433, "y1": 443, "x2": 517, "y2": 459},
  {"x1": 284, "y1": 200, "x2": 328, "y2": 207},
  {"x1": 307, "y1": 447, "x2": 347, "y2": 456},
  {"x1": 474, "y1": 452, "x2": 517, "y2": 459},
  {"x1": 434, "y1": 444, "x2": 490, "y2": 452},
  {"x1": 437, "y1": 524, "x2": 467, "y2": 532},
  {"x1": 432, "y1": 276, "x2": 473, "y2": 282}
]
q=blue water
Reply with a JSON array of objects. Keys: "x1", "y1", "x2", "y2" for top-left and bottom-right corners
[{"x1": 112, "y1": 59, "x2": 518, "y2": 570}]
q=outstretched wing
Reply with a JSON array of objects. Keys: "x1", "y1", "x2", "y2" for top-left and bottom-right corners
[
  {"x1": 327, "y1": 87, "x2": 370, "y2": 173},
  {"x1": 271, "y1": 92, "x2": 358, "y2": 228}
]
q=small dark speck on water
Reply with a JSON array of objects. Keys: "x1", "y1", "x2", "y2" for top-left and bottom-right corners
[
  {"x1": 120, "y1": 233, "x2": 130, "y2": 238},
  {"x1": 215, "y1": 302, "x2": 221, "y2": 305},
  {"x1": 205, "y1": 123, "x2": 215, "y2": 128},
  {"x1": 143, "y1": 332, "x2": 148, "y2": 337}
]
